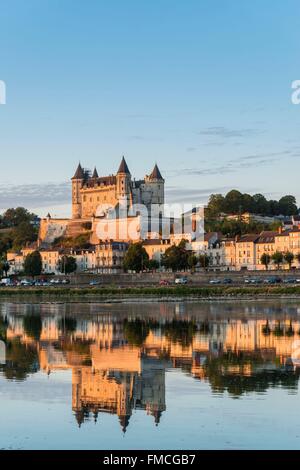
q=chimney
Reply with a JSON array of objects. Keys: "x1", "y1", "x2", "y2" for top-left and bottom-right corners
[{"x1": 278, "y1": 226, "x2": 282, "y2": 234}]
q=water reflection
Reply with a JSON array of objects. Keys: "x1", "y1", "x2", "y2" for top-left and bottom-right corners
[{"x1": 1, "y1": 301, "x2": 300, "y2": 432}]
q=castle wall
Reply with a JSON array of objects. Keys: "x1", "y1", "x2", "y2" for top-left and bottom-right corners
[
  {"x1": 90, "y1": 215, "x2": 142, "y2": 243},
  {"x1": 39, "y1": 218, "x2": 70, "y2": 244},
  {"x1": 39, "y1": 218, "x2": 92, "y2": 244},
  {"x1": 80, "y1": 185, "x2": 118, "y2": 218}
]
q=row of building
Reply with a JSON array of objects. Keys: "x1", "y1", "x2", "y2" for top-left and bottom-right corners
[{"x1": 6, "y1": 225, "x2": 300, "y2": 275}]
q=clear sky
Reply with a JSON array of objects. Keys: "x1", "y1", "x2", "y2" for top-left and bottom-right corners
[{"x1": 0, "y1": 0, "x2": 300, "y2": 217}]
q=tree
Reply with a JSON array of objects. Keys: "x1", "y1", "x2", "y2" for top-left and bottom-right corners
[
  {"x1": 161, "y1": 242, "x2": 189, "y2": 272},
  {"x1": 260, "y1": 253, "x2": 271, "y2": 270},
  {"x1": 207, "y1": 194, "x2": 225, "y2": 216},
  {"x1": 123, "y1": 243, "x2": 149, "y2": 273},
  {"x1": 284, "y1": 251, "x2": 294, "y2": 270},
  {"x1": 272, "y1": 251, "x2": 283, "y2": 270},
  {"x1": 0, "y1": 259, "x2": 10, "y2": 277},
  {"x1": 0, "y1": 233, "x2": 13, "y2": 256},
  {"x1": 252, "y1": 194, "x2": 268, "y2": 214},
  {"x1": 188, "y1": 254, "x2": 198, "y2": 272},
  {"x1": 1, "y1": 207, "x2": 38, "y2": 228},
  {"x1": 278, "y1": 195, "x2": 298, "y2": 216},
  {"x1": 223, "y1": 190, "x2": 243, "y2": 214},
  {"x1": 24, "y1": 251, "x2": 42, "y2": 277},
  {"x1": 148, "y1": 259, "x2": 159, "y2": 271},
  {"x1": 296, "y1": 253, "x2": 300, "y2": 267},
  {"x1": 58, "y1": 255, "x2": 77, "y2": 274},
  {"x1": 198, "y1": 254, "x2": 210, "y2": 270},
  {"x1": 11, "y1": 221, "x2": 38, "y2": 250}
]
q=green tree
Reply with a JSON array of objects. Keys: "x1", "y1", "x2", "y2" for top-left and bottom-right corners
[
  {"x1": 11, "y1": 221, "x2": 38, "y2": 250},
  {"x1": 162, "y1": 242, "x2": 189, "y2": 272},
  {"x1": 123, "y1": 243, "x2": 149, "y2": 273},
  {"x1": 1, "y1": 207, "x2": 38, "y2": 228},
  {"x1": 207, "y1": 194, "x2": 225, "y2": 216},
  {"x1": 260, "y1": 253, "x2": 271, "y2": 270},
  {"x1": 188, "y1": 254, "x2": 198, "y2": 272},
  {"x1": 198, "y1": 253, "x2": 210, "y2": 269},
  {"x1": 272, "y1": 251, "x2": 283, "y2": 270},
  {"x1": 284, "y1": 251, "x2": 294, "y2": 270},
  {"x1": 0, "y1": 233, "x2": 13, "y2": 256},
  {"x1": 24, "y1": 251, "x2": 42, "y2": 277},
  {"x1": 278, "y1": 195, "x2": 298, "y2": 216},
  {"x1": 0, "y1": 259, "x2": 10, "y2": 277},
  {"x1": 148, "y1": 259, "x2": 159, "y2": 271},
  {"x1": 58, "y1": 255, "x2": 77, "y2": 274},
  {"x1": 252, "y1": 194, "x2": 268, "y2": 214},
  {"x1": 223, "y1": 190, "x2": 243, "y2": 214}
]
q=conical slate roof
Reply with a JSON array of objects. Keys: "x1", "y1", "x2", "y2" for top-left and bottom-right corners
[
  {"x1": 117, "y1": 156, "x2": 130, "y2": 175},
  {"x1": 92, "y1": 167, "x2": 98, "y2": 178},
  {"x1": 149, "y1": 163, "x2": 163, "y2": 180},
  {"x1": 72, "y1": 163, "x2": 84, "y2": 179}
]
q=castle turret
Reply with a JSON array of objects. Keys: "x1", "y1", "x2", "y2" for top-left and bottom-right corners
[
  {"x1": 146, "y1": 164, "x2": 165, "y2": 205},
  {"x1": 92, "y1": 167, "x2": 98, "y2": 179},
  {"x1": 72, "y1": 163, "x2": 84, "y2": 219},
  {"x1": 116, "y1": 157, "x2": 132, "y2": 208}
]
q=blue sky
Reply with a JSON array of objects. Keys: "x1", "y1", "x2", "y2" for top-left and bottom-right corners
[{"x1": 0, "y1": 0, "x2": 300, "y2": 217}]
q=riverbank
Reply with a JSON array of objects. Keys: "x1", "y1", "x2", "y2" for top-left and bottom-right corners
[{"x1": 1, "y1": 285, "x2": 300, "y2": 301}]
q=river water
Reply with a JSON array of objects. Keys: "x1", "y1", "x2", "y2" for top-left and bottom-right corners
[{"x1": 0, "y1": 299, "x2": 300, "y2": 449}]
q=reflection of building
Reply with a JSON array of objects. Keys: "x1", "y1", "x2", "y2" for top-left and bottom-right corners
[
  {"x1": 2, "y1": 302, "x2": 300, "y2": 427},
  {"x1": 72, "y1": 356, "x2": 166, "y2": 430}
]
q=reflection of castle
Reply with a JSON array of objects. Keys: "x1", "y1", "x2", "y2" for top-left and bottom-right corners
[
  {"x1": 2, "y1": 302, "x2": 300, "y2": 429},
  {"x1": 72, "y1": 356, "x2": 166, "y2": 430}
]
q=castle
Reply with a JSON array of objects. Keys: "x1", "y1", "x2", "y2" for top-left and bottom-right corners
[
  {"x1": 38, "y1": 157, "x2": 165, "y2": 245},
  {"x1": 72, "y1": 157, "x2": 165, "y2": 219}
]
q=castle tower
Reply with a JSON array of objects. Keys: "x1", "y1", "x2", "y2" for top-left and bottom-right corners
[
  {"x1": 147, "y1": 164, "x2": 165, "y2": 205},
  {"x1": 116, "y1": 157, "x2": 132, "y2": 209},
  {"x1": 71, "y1": 163, "x2": 84, "y2": 219},
  {"x1": 92, "y1": 167, "x2": 98, "y2": 179}
]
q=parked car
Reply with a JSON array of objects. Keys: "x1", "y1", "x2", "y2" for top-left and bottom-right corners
[
  {"x1": 159, "y1": 279, "x2": 169, "y2": 286},
  {"x1": 0, "y1": 278, "x2": 13, "y2": 286},
  {"x1": 245, "y1": 277, "x2": 263, "y2": 285},
  {"x1": 264, "y1": 276, "x2": 282, "y2": 284},
  {"x1": 209, "y1": 279, "x2": 221, "y2": 285},
  {"x1": 283, "y1": 278, "x2": 297, "y2": 284},
  {"x1": 20, "y1": 279, "x2": 34, "y2": 286},
  {"x1": 90, "y1": 280, "x2": 101, "y2": 286},
  {"x1": 175, "y1": 277, "x2": 188, "y2": 285},
  {"x1": 222, "y1": 278, "x2": 233, "y2": 284}
]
